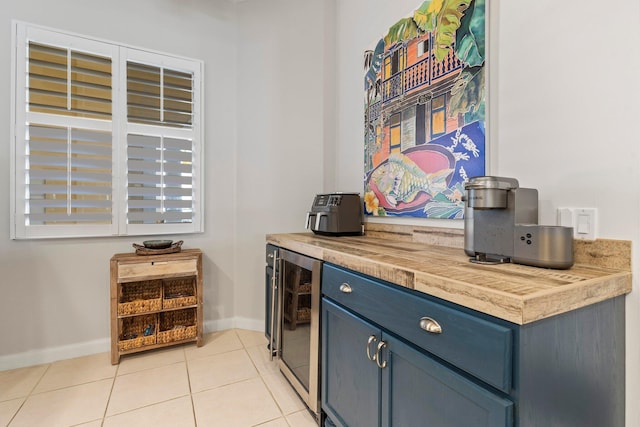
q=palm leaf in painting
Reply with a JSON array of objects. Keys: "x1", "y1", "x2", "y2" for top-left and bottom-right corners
[
  {"x1": 433, "y1": 0, "x2": 472, "y2": 62},
  {"x1": 384, "y1": 17, "x2": 419, "y2": 46},
  {"x1": 455, "y1": 0, "x2": 485, "y2": 67},
  {"x1": 413, "y1": 0, "x2": 442, "y2": 32},
  {"x1": 449, "y1": 65, "x2": 485, "y2": 117},
  {"x1": 364, "y1": 39, "x2": 385, "y2": 91}
]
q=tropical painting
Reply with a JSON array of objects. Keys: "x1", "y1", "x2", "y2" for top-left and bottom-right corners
[{"x1": 364, "y1": 0, "x2": 486, "y2": 219}]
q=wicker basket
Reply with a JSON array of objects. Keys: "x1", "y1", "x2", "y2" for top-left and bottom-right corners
[
  {"x1": 157, "y1": 308, "x2": 197, "y2": 344},
  {"x1": 298, "y1": 282, "x2": 312, "y2": 293},
  {"x1": 118, "y1": 314, "x2": 157, "y2": 351},
  {"x1": 118, "y1": 280, "x2": 162, "y2": 315},
  {"x1": 297, "y1": 307, "x2": 311, "y2": 322},
  {"x1": 163, "y1": 277, "x2": 197, "y2": 309}
]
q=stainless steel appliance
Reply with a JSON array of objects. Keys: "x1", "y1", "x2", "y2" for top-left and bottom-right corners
[
  {"x1": 265, "y1": 244, "x2": 279, "y2": 358},
  {"x1": 305, "y1": 193, "x2": 363, "y2": 236},
  {"x1": 464, "y1": 176, "x2": 574, "y2": 269},
  {"x1": 265, "y1": 246, "x2": 322, "y2": 422}
]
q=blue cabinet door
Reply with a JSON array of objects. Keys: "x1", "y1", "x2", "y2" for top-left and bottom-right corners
[
  {"x1": 322, "y1": 299, "x2": 382, "y2": 427},
  {"x1": 381, "y1": 333, "x2": 513, "y2": 427}
]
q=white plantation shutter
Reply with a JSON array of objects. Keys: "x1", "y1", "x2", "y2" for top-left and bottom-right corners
[
  {"x1": 12, "y1": 22, "x2": 203, "y2": 239},
  {"x1": 122, "y1": 51, "x2": 201, "y2": 235},
  {"x1": 26, "y1": 125, "x2": 112, "y2": 226},
  {"x1": 28, "y1": 42, "x2": 112, "y2": 119},
  {"x1": 127, "y1": 62, "x2": 193, "y2": 127},
  {"x1": 13, "y1": 25, "x2": 118, "y2": 238},
  {"x1": 126, "y1": 134, "x2": 194, "y2": 225}
]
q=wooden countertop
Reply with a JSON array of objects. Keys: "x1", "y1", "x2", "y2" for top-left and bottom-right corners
[{"x1": 266, "y1": 231, "x2": 632, "y2": 325}]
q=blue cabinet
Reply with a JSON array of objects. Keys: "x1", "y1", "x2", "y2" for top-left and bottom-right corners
[
  {"x1": 322, "y1": 262, "x2": 513, "y2": 392},
  {"x1": 321, "y1": 263, "x2": 625, "y2": 427},
  {"x1": 322, "y1": 300, "x2": 381, "y2": 427},
  {"x1": 322, "y1": 299, "x2": 513, "y2": 427}
]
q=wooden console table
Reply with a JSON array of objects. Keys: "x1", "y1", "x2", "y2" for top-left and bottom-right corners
[{"x1": 110, "y1": 249, "x2": 203, "y2": 364}]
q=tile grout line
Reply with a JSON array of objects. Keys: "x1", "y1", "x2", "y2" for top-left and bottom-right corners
[
  {"x1": 27, "y1": 363, "x2": 51, "y2": 396},
  {"x1": 183, "y1": 346, "x2": 199, "y2": 427},
  {"x1": 6, "y1": 363, "x2": 52, "y2": 426},
  {"x1": 246, "y1": 343, "x2": 297, "y2": 425},
  {"x1": 100, "y1": 357, "x2": 193, "y2": 423},
  {"x1": 99, "y1": 358, "x2": 120, "y2": 426},
  {"x1": 239, "y1": 329, "x2": 293, "y2": 427}
]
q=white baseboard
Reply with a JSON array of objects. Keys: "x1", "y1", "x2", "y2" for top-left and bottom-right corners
[
  {"x1": 0, "y1": 316, "x2": 264, "y2": 372},
  {"x1": 229, "y1": 316, "x2": 264, "y2": 332},
  {"x1": 203, "y1": 317, "x2": 263, "y2": 334},
  {"x1": 0, "y1": 338, "x2": 111, "y2": 372},
  {"x1": 204, "y1": 317, "x2": 236, "y2": 333}
]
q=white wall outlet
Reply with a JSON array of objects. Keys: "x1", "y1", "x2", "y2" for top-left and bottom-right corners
[{"x1": 556, "y1": 207, "x2": 598, "y2": 240}]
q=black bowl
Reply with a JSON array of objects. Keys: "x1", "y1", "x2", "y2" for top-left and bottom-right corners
[{"x1": 142, "y1": 240, "x2": 173, "y2": 249}]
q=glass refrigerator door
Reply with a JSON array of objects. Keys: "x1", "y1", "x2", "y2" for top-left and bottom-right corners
[{"x1": 280, "y1": 259, "x2": 312, "y2": 391}]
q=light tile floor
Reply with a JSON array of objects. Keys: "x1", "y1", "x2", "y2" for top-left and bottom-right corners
[{"x1": 0, "y1": 329, "x2": 318, "y2": 427}]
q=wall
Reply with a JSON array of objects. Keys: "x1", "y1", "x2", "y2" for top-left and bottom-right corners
[
  {"x1": 0, "y1": 0, "x2": 330, "y2": 370},
  {"x1": 333, "y1": 0, "x2": 640, "y2": 425},
  {"x1": 234, "y1": 0, "x2": 331, "y2": 324},
  {"x1": 0, "y1": 0, "x2": 240, "y2": 368}
]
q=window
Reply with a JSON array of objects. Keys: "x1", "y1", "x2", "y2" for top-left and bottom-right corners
[
  {"x1": 417, "y1": 39, "x2": 429, "y2": 58},
  {"x1": 11, "y1": 22, "x2": 203, "y2": 239},
  {"x1": 389, "y1": 113, "x2": 402, "y2": 153},
  {"x1": 431, "y1": 94, "x2": 447, "y2": 138},
  {"x1": 391, "y1": 50, "x2": 400, "y2": 75}
]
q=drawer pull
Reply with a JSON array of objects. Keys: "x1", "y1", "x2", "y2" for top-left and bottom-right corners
[
  {"x1": 339, "y1": 283, "x2": 353, "y2": 294},
  {"x1": 366, "y1": 335, "x2": 378, "y2": 361},
  {"x1": 419, "y1": 317, "x2": 442, "y2": 334},
  {"x1": 375, "y1": 341, "x2": 387, "y2": 369}
]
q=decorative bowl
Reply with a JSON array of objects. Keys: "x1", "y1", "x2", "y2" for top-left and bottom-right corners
[{"x1": 142, "y1": 240, "x2": 173, "y2": 249}]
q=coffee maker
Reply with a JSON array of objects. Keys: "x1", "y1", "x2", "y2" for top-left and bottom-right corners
[{"x1": 463, "y1": 176, "x2": 574, "y2": 269}]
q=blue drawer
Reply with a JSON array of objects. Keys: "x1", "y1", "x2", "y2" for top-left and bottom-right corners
[{"x1": 322, "y1": 263, "x2": 513, "y2": 393}]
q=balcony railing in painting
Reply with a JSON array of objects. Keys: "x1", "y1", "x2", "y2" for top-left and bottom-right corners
[
  {"x1": 431, "y1": 49, "x2": 462, "y2": 82},
  {"x1": 381, "y1": 49, "x2": 462, "y2": 104},
  {"x1": 404, "y1": 57, "x2": 430, "y2": 93},
  {"x1": 367, "y1": 100, "x2": 382, "y2": 122},
  {"x1": 383, "y1": 73, "x2": 404, "y2": 103}
]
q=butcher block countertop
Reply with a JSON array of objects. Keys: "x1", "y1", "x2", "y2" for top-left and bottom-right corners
[{"x1": 266, "y1": 224, "x2": 632, "y2": 325}]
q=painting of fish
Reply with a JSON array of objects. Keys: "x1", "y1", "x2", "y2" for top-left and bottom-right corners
[{"x1": 368, "y1": 149, "x2": 454, "y2": 209}]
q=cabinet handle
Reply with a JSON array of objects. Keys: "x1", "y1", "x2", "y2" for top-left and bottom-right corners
[
  {"x1": 269, "y1": 250, "x2": 279, "y2": 361},
  {"x1": 366, "y1": 335, "x2": 378, "y2": 361},
  {"x1": 419, "y1": 317, "x2": 442, "y2": 334},
  {"x1": 375, "y1": 341, "x2": 387, "y2": 369},
  {"x1": 339, "y1": 283, "x2": 352, "y2": 294}
]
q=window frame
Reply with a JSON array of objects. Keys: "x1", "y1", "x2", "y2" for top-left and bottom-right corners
[{"x1": 10, "y1": 21, "x2": 204, "y2": 239}]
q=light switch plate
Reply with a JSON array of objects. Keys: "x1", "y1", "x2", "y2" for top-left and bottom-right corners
[{"x1": 556, "y1": 207, "x2": 598, "y2": 240}]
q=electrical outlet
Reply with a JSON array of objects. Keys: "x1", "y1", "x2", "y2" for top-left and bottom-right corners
[{"x1": 556, "y1": 207, "x2": 598, "y2": 240}]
